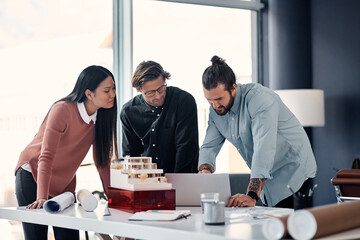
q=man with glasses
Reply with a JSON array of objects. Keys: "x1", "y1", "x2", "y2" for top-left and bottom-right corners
[{"x1": 120, "y1": 60, "x2": 199, "y2": 173}]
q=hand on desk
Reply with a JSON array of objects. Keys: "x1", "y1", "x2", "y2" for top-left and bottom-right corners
[
  {"x1": 26, "y1": 199, "x2": 46, "y2": 209},
  {"x1": 227, "y1": 194, "x2": 256, "y2": 208}
]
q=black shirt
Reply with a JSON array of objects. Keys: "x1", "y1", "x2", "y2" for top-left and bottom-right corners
[{"x1": 120, "y1": 86, "x2": 199, "y2": 173}]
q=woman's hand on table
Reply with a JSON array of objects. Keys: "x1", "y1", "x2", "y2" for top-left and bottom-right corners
[{"x1": 26, "y1": 199, "x2": 47, "y2": 209}]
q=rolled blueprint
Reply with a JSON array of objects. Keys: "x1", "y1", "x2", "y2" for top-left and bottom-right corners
[
  {"x1": 43, "y1": 192, "x2": 75, "y2": 213},
  {"x1": 77, "y1": 189, "x2": 98, "y2": 211},
  {"x1": 264, "y1": 213, "x2": 290, "y2": 239},
  {"x1": 287, "y1": 200, "x2": 360, "y2": 239},
  {"x1": 261, "y1": 217, "x2": 285, "y2": 240}
]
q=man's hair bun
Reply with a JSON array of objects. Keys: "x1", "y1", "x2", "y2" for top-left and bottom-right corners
[{"x1": 211, "y1": 55, "x2": 226, "y2": 65}]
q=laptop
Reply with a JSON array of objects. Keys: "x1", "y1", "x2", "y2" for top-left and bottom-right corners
[{"x1": 165, "y1": 173, "x2": 231, "y2": 206}]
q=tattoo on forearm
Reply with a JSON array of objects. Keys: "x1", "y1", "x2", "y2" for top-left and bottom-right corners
[{"x1": 248, "y1": 178, "x2": 266, "y2": 193}]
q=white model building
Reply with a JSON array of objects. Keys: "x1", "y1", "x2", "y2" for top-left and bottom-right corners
[{"x1": 110, "y1": 155, "x2": 172, "y2": 191}]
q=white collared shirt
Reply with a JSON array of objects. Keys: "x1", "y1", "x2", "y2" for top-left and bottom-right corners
[{"x1": 77, "y1": 102, "x2": 97, "y2": 124}]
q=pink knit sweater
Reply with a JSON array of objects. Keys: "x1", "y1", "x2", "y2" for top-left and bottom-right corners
[{"x1": 15, "y1": 101, "x2": 110, "y2": 200}]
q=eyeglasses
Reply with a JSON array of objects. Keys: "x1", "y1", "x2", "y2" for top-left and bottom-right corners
[{"x1": 142, "y1": 83, "x2": 167, "y2": 97}]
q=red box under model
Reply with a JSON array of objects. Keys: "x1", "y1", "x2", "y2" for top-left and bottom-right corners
[{"x1": 107, "y1": 187, "x2": 176, "y2": 213}]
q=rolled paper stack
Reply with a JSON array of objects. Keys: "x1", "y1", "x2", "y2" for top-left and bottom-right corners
[
  {"x1": 261, "y1": 217, "x2": 285, "y2": 240},
  {"x1": 288, "y1": 200, "x2": 360, "y2": 239},
  {"x1": 278, "y1": 214, "x2": 290, "y2": 239},
  {"x1": 77, "y1": 189, "x2": 98, "y2": 212},
  {"x1": 262, "y1": 212, "x2": 291, "y2": 240},
  {"x1": 43, "y1": 192, "x2": 75, "y2": 213}
]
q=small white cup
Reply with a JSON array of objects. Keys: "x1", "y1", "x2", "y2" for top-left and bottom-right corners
[
  {"x1": 200, "y1": 192, "x2": 220, "y2": 214},
  {"x1": 203, "y1": 201, "x2": 225, "y2": 225}
]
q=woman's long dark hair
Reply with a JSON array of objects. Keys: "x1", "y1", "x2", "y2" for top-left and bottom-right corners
[{"x1": 58, "y1": 65, "x2": 118, "y2": 169}]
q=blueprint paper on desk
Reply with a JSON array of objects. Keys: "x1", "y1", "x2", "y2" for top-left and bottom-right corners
[
  {"x1": 225, "y1": 206, "x2": 293, "y2": 217},
  {"x1": 128, "y1": 210, "x2": 191, "y2": 221},
  {"x1": 43, "y1": 192, "x2": 75, "y2": 213},
  {"x1": 225, "y1": 206, "x2": 293, "y2": 224}
]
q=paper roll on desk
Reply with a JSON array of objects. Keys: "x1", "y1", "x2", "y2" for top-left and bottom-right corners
[
  {"x1": 77, "y1": 189, "x2": 98, "y2": 211},
  {"x1": 274, "y1": 215, "x2": 290, "y2": 239},
  {"x1": 288, "y1": 200, "x2": 360, "y2": 239},
  {"x1": 261, "y1": 217, "x2": 285, "y2": 240},
  {"x1": 263, "y1": 212, "x2": 290, "y2": 239},
  {"x1": 43, "y1": 192, "x2": 75, "y2": 213}
]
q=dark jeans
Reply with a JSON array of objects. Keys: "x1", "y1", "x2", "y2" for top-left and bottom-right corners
[
  {"x1": 15, "y1": 167, "x2": 79, "y2": 240},
  {"x1": 263, "y1": 178, "x2": 313, "y2": 208}
]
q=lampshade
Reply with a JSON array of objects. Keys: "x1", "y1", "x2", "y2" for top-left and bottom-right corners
[{"x1": 275, "y1": 89, "x2": 325, "y2": 127}]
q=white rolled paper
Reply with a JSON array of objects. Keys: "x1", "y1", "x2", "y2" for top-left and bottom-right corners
[
  {"x1": 77, "y1": 189, "x2": 98, "y2": 211},
  {"x1": 288, "y1": 210, "x2": 317, "y2": 240},
  {"x1": 262, "y1": 217, "x2": 285, "y2": 240},
  {"x1": 287, "y1": 201, "x2": 360, "y2": 239},
  {"x1": 43, "y1": 192, "x2": 75, "y2": 213}
]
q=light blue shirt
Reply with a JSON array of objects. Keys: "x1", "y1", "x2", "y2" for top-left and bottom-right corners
[{"x1": 199, "y1": 83, "x2": 317, "y2": 206}]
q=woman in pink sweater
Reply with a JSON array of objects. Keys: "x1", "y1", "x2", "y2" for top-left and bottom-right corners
[{"x1": 14, "y1": 65, "x2": 118, "y2": 240}]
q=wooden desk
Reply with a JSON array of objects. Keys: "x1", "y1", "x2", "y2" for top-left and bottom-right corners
[{"x1": 0, "y1": 202, "x2": 359, "y2": 240}]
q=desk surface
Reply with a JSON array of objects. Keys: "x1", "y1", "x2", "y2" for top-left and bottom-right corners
[{"x1": 0, "y1": 203, "x2": 359, "y2": 240}]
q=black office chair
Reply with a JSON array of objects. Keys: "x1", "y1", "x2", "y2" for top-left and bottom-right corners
[
  {"x1": 352, "y1": 158, "x2": 360, "y2": 169},
  {"x1": 331, "y1": 169, "x2": 360, "y2": 202}
]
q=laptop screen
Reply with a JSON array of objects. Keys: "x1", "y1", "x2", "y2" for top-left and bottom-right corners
[{"x1": 165, "y1": 173, "x2": 231, "y2": 206}]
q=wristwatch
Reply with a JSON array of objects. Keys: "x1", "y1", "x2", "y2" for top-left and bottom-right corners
[{"x1": 246, "y1": 191, "x2": 259, "y2": 201}]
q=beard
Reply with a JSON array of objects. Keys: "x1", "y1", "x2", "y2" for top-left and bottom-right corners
[{"x1": 214, "y1": 94, "x2": 235, "y2": 116}]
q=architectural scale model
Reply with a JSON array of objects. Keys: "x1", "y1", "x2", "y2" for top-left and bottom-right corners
[{"x1": 110, "y1": 155, "x2": 172, "y2": 191}]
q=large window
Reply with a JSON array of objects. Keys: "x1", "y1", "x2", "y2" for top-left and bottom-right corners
[
  {"x1": 127, "y1": 0, "x2": 262, "y2": 173},
  {"x1": 0, "y1": 0, "x2": 112, "y2": 238}
]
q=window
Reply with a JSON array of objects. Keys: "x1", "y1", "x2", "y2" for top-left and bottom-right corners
[
  {"x1": 122, "y1": 0, "x2": 263, "y2": 173},
  {"x1": 0, "y1": 0, "x2": 112, "y2": 207},
  {"x1": 0, "y1": 1, "x2": 113, "y2": 238}
]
